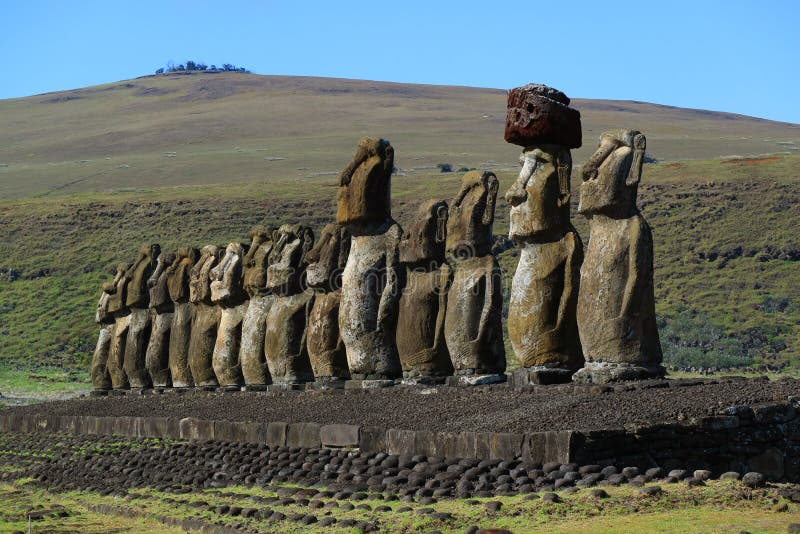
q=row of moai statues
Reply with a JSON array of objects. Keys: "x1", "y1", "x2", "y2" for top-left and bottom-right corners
[
  {"x1": 90, "y1": 83, "x2": 663, "y2": 391},
  {"x1": 90, "y1": 139, "x2": 507, "y2": 391}
]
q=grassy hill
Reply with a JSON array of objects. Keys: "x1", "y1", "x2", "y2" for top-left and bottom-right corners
[{"x1": 0, "y1": 72, "x2": 799, "y2": 394}]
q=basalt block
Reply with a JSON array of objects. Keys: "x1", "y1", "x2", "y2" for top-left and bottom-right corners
[{"x1": 504, "y1": 84, "x2": 581, "y2": 149}]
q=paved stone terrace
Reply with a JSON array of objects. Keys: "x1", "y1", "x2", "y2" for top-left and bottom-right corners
[{"x1": 7, "y1": 377, "x2": 799, "y2": 434}]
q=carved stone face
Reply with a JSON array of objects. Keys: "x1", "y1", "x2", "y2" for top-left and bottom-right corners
[
  {"x1": 125, "y1": 243, "x2": 161, "y2": 308},
  {"x1": 167, "y1": 247, "x2": 199, "y2": 303},
  {"x1": 337, "y1": 137, "x2": 394, "y2": 229},
  {"x1": 105, "y1": 263, "x2": 131, "y2": 315},
  {"x1": 400, "y1": 199, "x2": 448, "y2": 265},
  {"x1": 243, "y1": 225, "x2": 275, "y2": 295},
  {"x1": 210, "y1": 242, "x2": 248, "y2": 305},
  {"x1": 305, "y1": 223, "x2": 350, "y2": 290},
  {"x1": 506, "y1": 145, "x2": 572, "y2": 241},
  {"x1": 266, "y1": 224, "x2": 314, "y2": 295},
  {"x1": 579, "y1": 130, "x2": 646, "y2": 217},
  {"x1": 148, "y1": 251, "x2": 176, "y2": 310},
  {"x1": 446, "y1": 171, "x2": 498, "y2": 260},
  {"x1": 189, "y1": 245, "x2": 220, "y2": 304}
]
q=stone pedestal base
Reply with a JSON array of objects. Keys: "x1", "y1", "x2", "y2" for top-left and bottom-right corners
[
  {"x1": 401, "y1": 372, "x2": 447, "y2": 386},
  {"x1": 306, "y1": 378, "x2": 346, "y2": 390},
  {"x1": 163, "y1": 387, "x2": 191, "y2": 395},
  {"x1": 507, "y1": 366, "x2": 575, "y2": 387},
  {"x1": 241, "y1": 384, "x2": 272, "y2": 392},
  {"x1": 197, "y1": 385, "x2": 218, "y2": 392},
  {"x1": 262, "y1": 382, "x2": 307, "y2": 391},
  {"x1": 572, "y1": 362, "x2": 666, "y2": 384},
  {"x1": 344, "y1": 379, "x2": 397, "y2": 389},
  {"x1": 110, "y1": 389, "x2": 128, "y2": 396},
  {"x1": 446, "y1": 373, "x2": 506, "y2": 386},
  {"x1": 90, "y1": 390, "x2": 109, "y2": 397},
  {"x1": 217, "y1": 385, "x2": 242, "y2": 393}
]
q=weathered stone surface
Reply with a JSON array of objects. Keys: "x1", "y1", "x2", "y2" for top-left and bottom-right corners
[
  {"x1": 266, "y1": 421, "x2": 288, "y2": 447},
  {"x1": 188, "y1": 245, "x2": 222, "y2": 387},
  {"x1": 90, "y1": 276, "x2": 116, "y2": 391},
  {"x1": 145, "y1": 251, "x2": 175, "y2": 387},
  {"x1": 241, "y1": 227, "x2": 276, "y2": 386},
  {"x1": 337, "y1": 138, "x2": 403, "y2": 380},
  {"x1": 748, "y1": 447, "x2": 784, "y2": 480},
  {"x1": 359, "y1": 426, "x2": 386, "y2": 454},
  {"x1": 264, "y1": 225, "x2": 315, "y2": 384},
  {"x1": 287, "y1": 422, "x2": 321, "y2": 448},
  {"x1": 504, "y1": 84, "x2": 582, "y2": 149},
  {"x1": 306, "y1": 223, "x2": 351, "y2": 381},
  {"x1": 123, "y1": 244, "x2": 160, "y2": 388},
  {"x1": 397, "y1": 200, "x2": 452, "y2": 380},
  {"x1": 211, "y1": 242, "x2": 249, "y2": 387},
  {"x1": 444, "y1": 171, "x2": 505, "y2": 378},
  {"x1": 320, "y1": 424, "x2": 360, "y2": 448},
  {"x1": 574, "y1": 130, "x2": 664, "y2": 383},
  {"x1": 166, "y1": 247, "x2": 199, "y2": 387},
  {"x1": 105, "y1": 263, "x2": 132, "y2": 389},
  {"x1": 179, "y1": 417, "x2": 215, "y2": 440}
]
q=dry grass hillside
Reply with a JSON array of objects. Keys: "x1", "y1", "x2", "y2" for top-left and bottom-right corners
[{"x1": 0, "y1": 72, "x2": 799, "y2": 394}]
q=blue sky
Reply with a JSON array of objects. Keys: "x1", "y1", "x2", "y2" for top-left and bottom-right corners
[{"x1": 2, "y1": 1, "x2": 798, "y2": 123}]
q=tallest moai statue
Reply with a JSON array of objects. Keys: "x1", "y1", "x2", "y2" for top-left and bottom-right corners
[
  {"x1": 573, "y1": 130, "x2": 664, "y2": 383},
  {"x1": 504, "y1": 84, "x2": 584, "y2": 385}
]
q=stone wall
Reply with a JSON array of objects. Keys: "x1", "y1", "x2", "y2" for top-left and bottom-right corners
[{"x1": 1, "y1": 398, "x2": 798, "y2": 481}]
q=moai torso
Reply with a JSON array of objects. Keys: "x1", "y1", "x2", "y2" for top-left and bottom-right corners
[
  {"x1": 166, "y1": 247, "x2": 199, "y2": 388},
  {"x1": 444, "y1": 171, "x2": 505, "y2": 381},
  {"x1": 240, "y1": 226, "x2": 276, "y2": 387},
  {"x1": 337, "y1": 137, "x2": 402, "y2": 382},
  {"x1": 145, "y1": 251, "x2": 176, "y2": 387},
  {"x1": 305, "y1": 223, "x2": 351, "y2": 381},
  {"x1": 575, "y1": 130, "x2": 663, "y2": 382},
  {"x1": 396, "y1": 199, "x2": 452, "y2": 381},
  {"x1": 105, "y1": 262, "x2": 132, "y2": 389},
  {"x1": 123, "y1": 244, "x2": 161, "y2": 388},
  {"x1": 188, "y1": 245, "x2": 222, "y2": 387},
  {"x1": 264, "y1": 224, "x2": 315, "y2": 384},
  {"x1": 90, "y1": 268, "x2": 121, "y2": 391},
  {"x1": 210, "y1": 242, "x2": 249, "y2": 387}
]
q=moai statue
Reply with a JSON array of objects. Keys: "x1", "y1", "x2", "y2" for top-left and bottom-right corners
[
  {"x1": 397, "y1": 200, "x2": 453, "y2": 384},
  {"x1": 337, "y1": 137, "x2": 403, "y2": 385},
  {"x1": 504, "y1": 84, "x2": 584, "y2": 385},
  {"x1": 305, "y1": 222, "x2": 351, "y2": 387},
  {"x1": 444, "y1": 171, "x2": 506, "y2": 384},
  {"x1": 240, "y1": 226, "x2": 276, "y2": 389},
  {"x1": 188, "y1": 245, "x2": 222, "y2": 388},
  {"x1": 145, "y1": 251, "x2": 176, "y2": 388},
  {"x1": 123, "y1": 243, "x2": 160, "y2": 388},
  {"x1": 211, "y1": 241, "x2": 249, "y2": 389},
  {"x1": 89, "y1": 272, "x2": 118, "y2": 392},
  {"x1": 166, "y1": 247, "x2": 199, "y2": 388},
  {"x1": 264, "y1": 224, "x2": 315, "y2": 386},
  {"x1": 573, "y1": 130, "x2": 664, "y2": 383},
  {"x1": 106, "y1": 262, "x2": 131, "y2": 389}
]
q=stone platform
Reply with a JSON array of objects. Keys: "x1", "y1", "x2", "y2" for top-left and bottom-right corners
[{"x1": 2, "y1": 377, "x2": 799, "y2": 480}]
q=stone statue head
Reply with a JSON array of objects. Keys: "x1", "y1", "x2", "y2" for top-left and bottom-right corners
[
  {"x1": 243, "y1": 225, "x2": 276, "y2": 296},
  {"x1": 125, "y1": 243, "x2": 161, "y2": 308},
  {"x1": 446, "y1": 171, "x2": 499, "y2": 260},
  {"x1": 105, "y1": 262, "x2": 132, "y2": 315},
  {"x1": 189, "y1": 245, "x2": 220, "y2": 304},
  {"x1": 305, "y1": 223, "x2": 350, "y2": 291},
  {"x1": 337, "y1": 137, "x2": 394, "y2": 230},
  {"x1": 210, "y1": 242, "x2": 248, "y2": 305},
  {"x1": 148, "y1": 251, "x2": 176, "y2": 311},
  {"x1": 579, "y1": 130, "x2": 646, "y2": 217},
  {"x1": 266, "y1": 224, "x2": 314, "y2": 295},
  {"x1": 167, "y1": 247, "x2": 199, "y2": 303},
  {"x1": 400, "y1": 199, "x2": 448, "y2": 265},
  {"x1": 505, "y1": 145, "x2": 572, "y2": 241}
]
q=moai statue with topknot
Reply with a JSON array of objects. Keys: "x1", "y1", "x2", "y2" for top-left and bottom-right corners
[
  {"x1": 188, "y1": 245, "x2": 222, "y2": 388},
  {"x1": 444, "y1": 171, "x2": 506, "y2": 384},
  {"x1": 106, "y1": 262, "x2": 132, "y2": 389},
  {"x1": 397, "y1": 200, "x2": 453, "y2": 384},
  {"x1": 210, "y1": 242, "x2": 249, "y2": 389},
  {"x1": 573, "y1": 130, "x2": 664, "y2": 383},
  {"x1": 337, "y1": 137, "x2": 403, "y2": 385},
  {"x1": 305, "y1": 223, "x2": 351, "y2": 387},
  {"x1": 123, "y1": 244, "x2": 160, "y2": 389},
  {"x1": 166, "y1": 247, "x2": 199, "y2": 388},
  {"x1": 89, "y1": 271, "x2": 119, "y2": 392},
  {"x1": 145, "y1": 251, "x2": 176, "y2": 388},
  {"x1": 240, "y1": 226, "x2": 276, "y2": 389},
  {"x1": 504, "y1": 84, "x2": 584, "y2": 385},
  {"x1": 264, "y1": 224, "x2": 315, "y2": 386}
]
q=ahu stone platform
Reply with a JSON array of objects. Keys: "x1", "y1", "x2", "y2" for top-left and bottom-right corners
[{"x1": 2, "y1": 377, "x2": 799, "y2": 481}]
